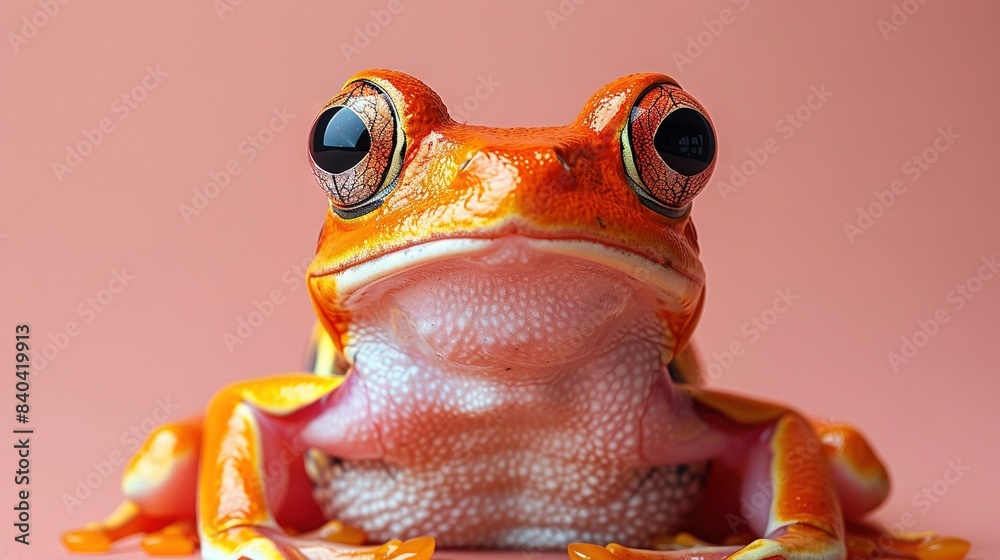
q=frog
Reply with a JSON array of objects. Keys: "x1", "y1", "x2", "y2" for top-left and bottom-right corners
[{"x1": 62, "y1": 69, "x2": 971, "y2": 560}]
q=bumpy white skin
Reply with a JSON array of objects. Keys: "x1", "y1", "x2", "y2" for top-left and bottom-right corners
[{"x1": 299, "y1": 237, "x2": 725, "y2": 548}]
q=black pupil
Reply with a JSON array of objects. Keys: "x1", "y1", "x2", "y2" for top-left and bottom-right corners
[
  {"x1": 310, "y1": 106, "x2": 371, "y2": 174},
  {"x1": 653, "y1": 108, "x2": 715, "y2": 176}
]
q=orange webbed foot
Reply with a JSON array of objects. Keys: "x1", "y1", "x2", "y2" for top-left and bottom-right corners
[
  {"x1": 299, "y1": 519, "x2": 367, "y2": 545},
  {"x1": 846, "y1": 523, "x2": 970, "y2": 560},
  {"x1": 568, "y1": 541, "x2": 740, "y2": 560},
  {"x1": 62, "y1": 500, "x2": 188, "y2": 555},
  {"x1": 61, "y1": 524, "x2": 113, "y2": 553},
  {"x1": 568, "y1": 524, "x2": 844, "y2": 560},
  {"x1": 207, "y1": 525, "x2": 435, "y2": 560},
  {"x1": 141, "y1": 520, "x2": 199, "y2": 555}
]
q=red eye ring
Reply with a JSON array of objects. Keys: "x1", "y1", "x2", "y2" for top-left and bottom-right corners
[
  {"x1": 309, "y1": 80, "x2": 404, "y2": 217},
  {"x1": 622, "y1": 84, "x2": 716, "y2": 215}
]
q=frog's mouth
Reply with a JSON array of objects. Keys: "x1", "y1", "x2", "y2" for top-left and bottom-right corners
[
  {"x1": 330, "y1": 235, "x2": 700, "y2": 308},
  {"x1": 319, "y1": 235, "x2": 702, "y2": 370}
]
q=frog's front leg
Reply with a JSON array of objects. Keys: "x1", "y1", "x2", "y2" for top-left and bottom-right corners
[
  {"x1": 569, "y1": 389, "x2": 844, "y2": 560},
  {"x1": 198, "y1": 373, "x2": 435, "y2": 560}
]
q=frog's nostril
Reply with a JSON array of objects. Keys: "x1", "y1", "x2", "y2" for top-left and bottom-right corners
[
  {"x1": 548, "y1": 148, "x2": 577, "y2": 191},
  {"x1": 458, "y1": 152, "x2": 478, "y2": 173},
  {"x1": 553, "y1": 152, "x2": 571, "y2": 173}
]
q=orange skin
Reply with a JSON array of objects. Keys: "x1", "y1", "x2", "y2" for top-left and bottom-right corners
[
  {"x1": 61, "y1": 70, "x2": 970, "y2": 560},
  {"x1": 310, "y1": 71, "x2": 705, "y2": 355}
]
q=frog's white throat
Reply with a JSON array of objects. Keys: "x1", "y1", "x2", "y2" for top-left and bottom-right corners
[
  {"x1": 338, "y1": 236, "x2": 696, "y2": 375},
  {"x1": 307, "y1": 236, "x2": 709, "y2": 547}
]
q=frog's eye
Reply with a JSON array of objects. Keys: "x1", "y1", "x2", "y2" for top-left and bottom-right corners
[
  {"x1": 622, "y1": 84, "x2": 716, "y2": 217},
  {"x1": 309, "y1": 80, "x2": 404, "y2": 218}
]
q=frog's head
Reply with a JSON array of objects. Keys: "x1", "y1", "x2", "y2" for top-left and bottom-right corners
[{"x1": 306, "y1": 69, "x2": 715, "y2": 375}]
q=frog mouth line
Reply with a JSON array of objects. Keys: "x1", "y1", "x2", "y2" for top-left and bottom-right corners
[{"x1": 321, "y1": 236, "x2": 702, "y2": 313}]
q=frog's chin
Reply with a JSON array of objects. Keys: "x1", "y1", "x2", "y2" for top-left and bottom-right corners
[{"x1": 334, "y1": 235, "x2": 700, "y2": 370}]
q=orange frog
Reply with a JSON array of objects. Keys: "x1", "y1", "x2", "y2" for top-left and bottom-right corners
[{"x1": 63, "y1": 70, "x2": 970, "y2": 560}]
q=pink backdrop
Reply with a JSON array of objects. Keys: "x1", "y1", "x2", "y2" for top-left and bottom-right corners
[{"x1": 3, "y1": 1, "x2": 998, "y2": 558}]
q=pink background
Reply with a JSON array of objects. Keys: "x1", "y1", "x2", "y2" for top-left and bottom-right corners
[{"x1": 3, "y1": 1, "x2": 998, "y2": 558}]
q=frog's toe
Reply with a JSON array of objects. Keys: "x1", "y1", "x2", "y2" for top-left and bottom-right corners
[
  {"x1": 61, "y1": 525, "x2": 113, "y2": 552},
  {"x1": 62, "y1": 499, "x2": 188, "y2": 554},
  {"x1": 722, "y1": 524, "x2": 844, "y2": 560},
  {"x1": 386, "y1": 537, "x2": 436, "y2": 560},
  {"x1": 568, "y1": 542, "x2": 620, "y2": 560},
  {"x1": 299, "y1": 519, "x2": 367, "y2": 545},
  {"x1": 845, "y1": 523, "x2": 970, "y2": 560},
  {"x1": 568, "y1": 542, "x2": 739, "y2": 560},
  {"x1": 212, "y1": 527, "x2": 434, "y2": 560},
  {"x1": 916, "y1": 537, "x2": 971, "y2": 560},
  {"x1": 140, "y1": 519, "x2": 198, "y2": 555},
  {"x1": 225, "y1": 535, "x2": 305, "y2": 560},
  {"x1": 567, "y1": 524, "x2": 843, "y2": 560}
]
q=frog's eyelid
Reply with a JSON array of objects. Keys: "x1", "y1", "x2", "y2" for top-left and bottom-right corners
[{"x1": 329, "y1": 196, "x2": 386, "y2": 220}]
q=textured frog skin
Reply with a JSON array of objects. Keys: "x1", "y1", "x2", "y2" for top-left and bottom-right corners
[{"x1": 61, "y1": 70, "x2": 970, "y2": 560}]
